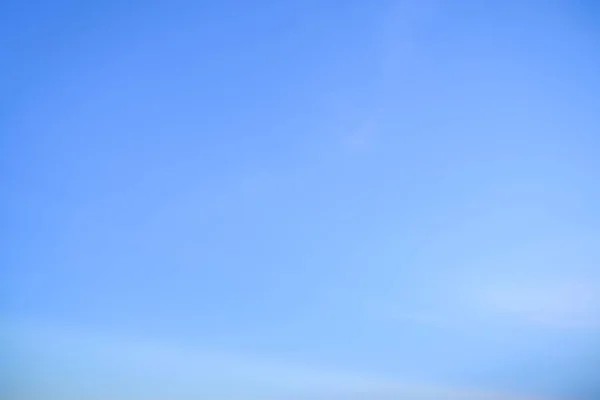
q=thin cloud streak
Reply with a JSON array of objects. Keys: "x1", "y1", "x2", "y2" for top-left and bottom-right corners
[
  {"x1": 5, "y1": 318, "x2": 560, "y2": 400},
  {"x1": 471, "y1": 280, "x2": 600, "y2": 330}
]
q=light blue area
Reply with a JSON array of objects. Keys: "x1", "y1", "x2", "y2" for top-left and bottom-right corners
[{"x1": 2, "y1": 1, "x2": 600, "y2": 399}]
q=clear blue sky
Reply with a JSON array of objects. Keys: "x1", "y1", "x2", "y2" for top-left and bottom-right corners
[{"x1": 2, "y1": 1, "x2": 600, "y2": 399}]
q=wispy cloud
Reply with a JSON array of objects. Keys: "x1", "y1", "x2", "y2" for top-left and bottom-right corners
[
  {"x1": 356, "y1": 272, "x2": 600, "y2": 332},
  {"x1": 383, "y1": 271, "x2": 600, "y2": 331},
  {"x1": 5, "y1": 318, "x2": 558, "y2": 400},
  {"x1": 468, "y1": 279, "x2": 600, "y2": 330}
]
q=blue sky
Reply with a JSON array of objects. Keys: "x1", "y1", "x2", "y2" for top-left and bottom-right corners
[{"x1": 2, "y1": 0, "x2": 600, "y2": 399}]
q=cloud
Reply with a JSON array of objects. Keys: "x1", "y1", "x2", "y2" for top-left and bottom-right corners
[
  {"x1": 5, "y1": 318, "x2": 558, "y2": 400},
  {"x1": 470, "y1": 279, "x2": 600, "y2": 330},
  {"x1": 356, "y1": 272, "x2": 600, "y2": 332}
]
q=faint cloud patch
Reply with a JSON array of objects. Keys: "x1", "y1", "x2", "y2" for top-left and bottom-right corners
[
  {"x1": 471, "y1": 279, "x2": 600, "y2": 330},
  {"x1": 4, "y1": 318, "x2": 558, "y2": 400}
]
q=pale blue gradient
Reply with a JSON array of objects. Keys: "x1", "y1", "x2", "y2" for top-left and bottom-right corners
[{"x1": 2, "y1": 1, "x2": 600, "y2": 399}]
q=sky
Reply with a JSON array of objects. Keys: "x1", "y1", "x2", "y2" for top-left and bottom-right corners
[{"x1": 2, "y1": 0, "x2": 600, "y2": 399}]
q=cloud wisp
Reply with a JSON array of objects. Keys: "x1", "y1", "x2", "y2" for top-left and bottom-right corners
[
  {"x1": 5, "y1": 318, "x2": 559, "y2": 400},
  {"x1": 468, "y1": 279, "x2": 600, "y2": 330}
]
